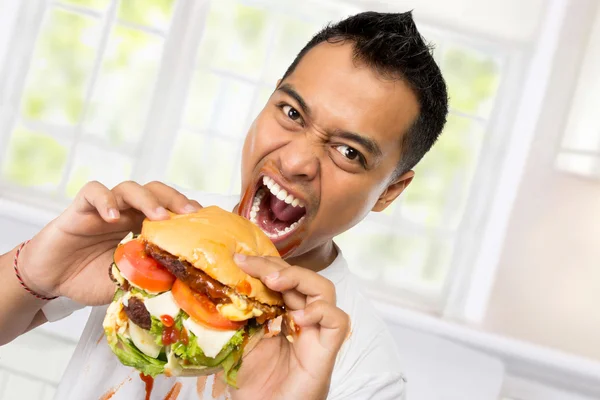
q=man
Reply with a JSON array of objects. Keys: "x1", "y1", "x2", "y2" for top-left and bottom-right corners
[{"x1": 0, "y1": 11, "x2": 447, "y2": 400}]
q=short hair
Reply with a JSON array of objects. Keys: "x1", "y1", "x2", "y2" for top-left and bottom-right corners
[{"x1": 282, "y1": 11, "x2": 448, "y2": 177}]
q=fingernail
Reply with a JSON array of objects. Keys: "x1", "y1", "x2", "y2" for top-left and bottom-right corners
[
  {"x1": 290, "y1": 309, "x2": 304, "y2": 321},
  {"x1": 108, "y1": 208, "x2": 120, "y2": 219},
  {"x1": 155, "y1": 206, "x2": 169, "y2": 217},
  {"x1": 265, "y1": 271, "x2": 279, "y2": 281},
  {"x1": 183, "y1": 204, "x2": 197, "y2": 213},
  {"x1": 233, "y1": 253, "x2": 246, "y2": 263}
]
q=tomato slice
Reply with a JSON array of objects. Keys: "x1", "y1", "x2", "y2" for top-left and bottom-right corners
[
  {"x1": 114, "y1": 239, "x2": 175, "y2": 292},
  {"x1": 171, "y1": 279, "x2": 246, "y2": 331}
]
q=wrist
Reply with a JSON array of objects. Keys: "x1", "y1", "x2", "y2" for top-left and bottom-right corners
[{"x1": 14, "y1": 239, "x2": 59, "y2": 300}]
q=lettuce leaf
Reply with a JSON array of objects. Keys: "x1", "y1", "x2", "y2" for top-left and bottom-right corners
[
  {"x1": 220, "y1": 344, "x2": 244, "y2": 388},
  {"x1": 149, "y1": 317, "x2": 164, "y2": 346},
  {"x1": 129, "y1": 286, "x2": 158, "y2": 298},
  {"x1": 109, "y1": 334, "x2": 166, "y2": 377},
  {"x1": 172, "y1": 328, "x2": 245, "y2": 368}
]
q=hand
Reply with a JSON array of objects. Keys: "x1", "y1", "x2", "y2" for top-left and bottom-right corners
[
  {"x1": 17, "y1": 181, "x2": 202, "y2": 305},
  {"x1": 230, "y1": 255, "x2": 351, "y2": 400}
]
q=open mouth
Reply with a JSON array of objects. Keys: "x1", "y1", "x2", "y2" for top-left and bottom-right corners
[{"x1": 248, "y1": 176, "x2": 307, "y2": 242}]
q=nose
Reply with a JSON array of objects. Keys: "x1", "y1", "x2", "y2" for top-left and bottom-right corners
[{"x1": 278, "y1": 136, "x2": 320, "y2": 182}]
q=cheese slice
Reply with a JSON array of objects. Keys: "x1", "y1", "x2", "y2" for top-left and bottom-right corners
[
  {"x1": 129, "y1": 321, "x2": 162, "y2": 358},
  {"x1": 143, "y1": 291, "x2": 180, "y2": 319},
  {"x1": 182, "y1": 318, "x2": 237, "y2": 358}
]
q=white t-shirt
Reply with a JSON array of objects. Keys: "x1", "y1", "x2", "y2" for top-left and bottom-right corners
[{"x1": 44, "y1": 192, "x2": 406, "y2": 400}]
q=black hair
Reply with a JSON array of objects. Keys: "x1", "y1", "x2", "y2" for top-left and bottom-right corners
[{"x1": 282, "y1": 11, "x2": 448, "y2": 178}]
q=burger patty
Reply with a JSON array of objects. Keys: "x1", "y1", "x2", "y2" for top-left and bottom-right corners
[
  {"x1": 145, "y1": 243, "x2": 284, "y2": 323},
  {"x1": 124, "y1": 297, "x2": 151, "y2": 330}
]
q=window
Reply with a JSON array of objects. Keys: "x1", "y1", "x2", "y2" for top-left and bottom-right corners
[
  {"x1": 0, "y1": 0, "x2": 514, "y2": 312},
  {"x1": 555, "y1": 2, "x2": 600, "y2": 179}
]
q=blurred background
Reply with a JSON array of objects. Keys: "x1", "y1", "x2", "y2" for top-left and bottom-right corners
[{"x1": 0, "y1": 0, "x2": 599, "y2": 399}]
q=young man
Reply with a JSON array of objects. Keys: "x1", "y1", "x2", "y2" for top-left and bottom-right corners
[{"x1": 0, "y1": 11, "x2": 447, "y2": 400}]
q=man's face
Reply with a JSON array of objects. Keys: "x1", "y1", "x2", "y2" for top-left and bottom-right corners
[{"x1": 238, "y1": 41, "x2": 419, "y2": 260}]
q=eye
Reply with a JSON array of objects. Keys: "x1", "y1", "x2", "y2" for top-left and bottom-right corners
[
  {"x1": 282, "y1": 105, "x2": 301, "y2": 121},
  {"x1": 334, "y1": 145, "x2": 362, "y2": 162}
]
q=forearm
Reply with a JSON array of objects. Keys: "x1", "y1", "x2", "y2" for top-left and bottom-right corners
[{"x1": 0, "y1": 246, "x2": 48, "y2": 345}]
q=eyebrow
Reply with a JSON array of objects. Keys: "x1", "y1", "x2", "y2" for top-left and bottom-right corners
[
  {"x1": 333, "y1": 129, "x2": 383, "y2": 159},
  {"x1": 277, "y1": 83, "x2": 312, "y2": 118},
  {"x1": 277, "y1": 83, "x2": 382, "y2": 159}
]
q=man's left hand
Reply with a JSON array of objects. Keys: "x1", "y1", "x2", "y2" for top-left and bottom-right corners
[{"x1": 230, "y1": 254, "x2": 350, "y2": 400}]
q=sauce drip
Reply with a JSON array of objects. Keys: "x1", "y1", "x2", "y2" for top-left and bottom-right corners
[
  {"x1": 235, "y1": 280, "x2": 252, "y2": 296},
  {"x1": 161, "y1": 315, "x2": 174, "y2": 327},
  {"x1": 180, "y1": 327, "x2": 189, "y2": 345},
  {"x1": 162, "y1": 325, "x2": 180, "y2": 346},
  {"x1": 139, "y1": 373, "x2": 154, "y2": 400},
  {"x1": 163, "y1": 382, "x2": 182, "y2": 400}
]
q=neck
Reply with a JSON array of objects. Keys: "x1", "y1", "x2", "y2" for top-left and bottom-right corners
[
  {"x1": 285, "y1": 240, "x2": 338, "y2": 273},
  {"x1": 232, "y1": 202, "x2": 337, "y2": 272}
]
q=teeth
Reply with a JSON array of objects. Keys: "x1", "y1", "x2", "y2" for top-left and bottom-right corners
[
  {"x1": 251, "y1": 177, "x2": 308, "y2": 237},
  {"x1": 262, "y1": 216, "x2": 306, "y2": 239},
  {"x1": 261, "y1": 176, "x2": 305, "y2": 209},
  {"x1": 276, "y1": 189, "x2": 287, "y2": 201}
]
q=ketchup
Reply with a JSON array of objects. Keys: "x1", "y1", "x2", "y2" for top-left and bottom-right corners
[
  {"x1": 235, "y1": 280, "x2": 252, "y2": 296},
  {"x1": 163, "y1": 382, "x2": 182, "y2": 400},
  {"x1": 161, "y1": 315, "x2": 174, "y2": 327},
  {"x1": 139, "y1": 373, "x2": 154, "y2": 400},
  {"x1": 162, "y1": 326, "x2": 180, "y2": 346},
  {"x1": 180, "y1": 327, "x2": 189, "y2": 345}
]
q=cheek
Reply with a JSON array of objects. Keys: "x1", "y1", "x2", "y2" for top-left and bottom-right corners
[
  {"x1": 319, "y1": 173, "x2": 380, "y2": 231},
  {"x1": 241, "y1": 112, "x2": 286, "y2": 181}
]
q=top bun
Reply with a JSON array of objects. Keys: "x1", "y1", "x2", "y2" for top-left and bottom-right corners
[{"x1": 140, "y1": 206, "x2": 283, "y2": 307}]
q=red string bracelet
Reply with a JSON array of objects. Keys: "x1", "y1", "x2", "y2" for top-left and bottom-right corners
[{"x1": 13, "y1": 240, "x2": 58, "y2": 301}]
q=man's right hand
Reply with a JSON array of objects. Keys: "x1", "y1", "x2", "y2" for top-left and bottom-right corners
[{"x1": 16, "y1": 181, "x2": 202, "y2": 306}]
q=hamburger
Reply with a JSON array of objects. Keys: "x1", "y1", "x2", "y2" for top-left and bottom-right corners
[{"x1": 103, "y1": 206, "x2": 287, "y2": 386}]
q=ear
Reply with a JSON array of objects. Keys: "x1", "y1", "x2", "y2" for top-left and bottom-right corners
[{"x1": 372, "y1": 170, "x2": 415, "y2": 212}]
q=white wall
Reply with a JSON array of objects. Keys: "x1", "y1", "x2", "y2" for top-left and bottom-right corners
[
  {"x1": 483, "y1": 0, "x2": 600, "y2": 361},
  {"x1": 361, "y1": 0, "x2": 546, "y2": 42}
]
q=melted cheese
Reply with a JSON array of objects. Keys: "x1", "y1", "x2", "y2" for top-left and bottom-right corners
[
  {"x1": 217, "y1": 303, "x2": 263, "y2": 321},
  {"x1": 182, "y1": 318, "x2": 237, "y2": 358}
]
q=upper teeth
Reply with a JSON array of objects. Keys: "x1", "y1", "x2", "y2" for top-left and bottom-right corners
[{"x1": 262, "y1": 176, "x2": 305, "y2": 208}]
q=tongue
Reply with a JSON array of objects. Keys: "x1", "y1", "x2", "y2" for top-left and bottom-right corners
[{"x1": 269, "y1": 193, "x2": 305, "y2": 222}]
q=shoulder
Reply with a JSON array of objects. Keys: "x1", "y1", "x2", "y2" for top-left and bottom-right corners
[{"x1": 323, "y1": 253, "x2": 407, "y2": 399}]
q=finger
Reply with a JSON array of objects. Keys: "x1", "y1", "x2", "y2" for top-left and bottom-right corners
[
  {"x1": 234, "y1": 255, "x2": 307, "y2": 309},
  {"x1": 291, "y1": 301, "x2": 351, "y2": 349},
  {"x1": 270, "y1": 267, "x2": 336, "y2": 304},
  {"x1": 236, "y1": 255, "x2": 336, "y2": 305},
  {"x1": 234, "y1": 254, "x2": 289, "y2": 277},
  {"x1": 112, "y1": 181, "x2": 171, "y2": 220},
  {"x1": 144, "y1": 181, "x2": 202, "y2": 214},
  {"x1": 73, "y1": 181, "x2": 120, "y2": 222}
]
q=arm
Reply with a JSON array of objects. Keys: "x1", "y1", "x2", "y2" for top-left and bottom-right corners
[
  {"x1": 0, "y1": 245, "x2": 48, "y2": 345},
  {"x1": 0, "y1": 181, "x2": 202, "y2": 346}
]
